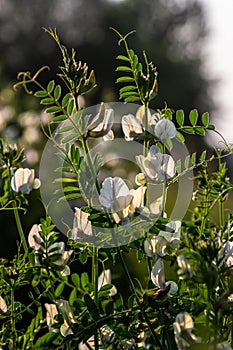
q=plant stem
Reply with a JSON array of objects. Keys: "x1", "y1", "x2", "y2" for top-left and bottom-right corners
[
  {"x1": 13, "y1": 202, "x2": 28, "y2": 253},
  {"x1": 11, "y1": 286, "x2": 17, "y2": 350},
  {"x1": 81, "y1": 137, "x2": 100, "y2": 194},
  {"x1": 143, "y1": 104, "x2": 149, "y2": 157},
  {"x1": 116, "y1": 246, "x2": 163, "y2": 350},
  {"x1": 92, "y1": 246, "x2": 99, "y2": 350},
  {"x1": 219, "y1": 198, "x2": 224, "y2": 228}
]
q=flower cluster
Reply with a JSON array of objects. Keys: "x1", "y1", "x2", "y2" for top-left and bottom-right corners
[{"x1": 145, "y1": 220, "x2": 181, "y2": 294}]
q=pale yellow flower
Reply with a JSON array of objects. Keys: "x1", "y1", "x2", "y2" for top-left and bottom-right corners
[{"x1": 0, "y1": 296, "x2": 7, "y2": 313}]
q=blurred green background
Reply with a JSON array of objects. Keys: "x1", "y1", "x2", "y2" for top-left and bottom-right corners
[{"x1": 0, "y1": 0, "x2": 223, "y2": 258}]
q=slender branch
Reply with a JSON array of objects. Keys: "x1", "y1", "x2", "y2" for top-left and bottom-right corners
[
  {"x1": 13, "y1": 201, "x2": 28, "y2": 253},
  {"x1": 92, "y1": 246, "x2": 99, "y2": 350}
]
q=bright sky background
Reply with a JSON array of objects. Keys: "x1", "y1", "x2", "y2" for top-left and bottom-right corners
[{"x1": 200, "y1": 0, "x2": 233, "y2": 144}]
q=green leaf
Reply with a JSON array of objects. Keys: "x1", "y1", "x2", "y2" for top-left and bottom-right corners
[
  {"x1": 184, "y1": 155, "x2": 190, "y2": 169},
  {"x1": 120, "y1": 91, "x2": 139, "y2": 98},
  {"x1": 54, "y1": 85, "x2": 61, "y2": 100},
  {"x1": 200, "y1": 150, "x2": 207, "y2": 162},
  {"x1": 181, "y1": 126, "x2": 195, "y2": 134},
  {"x1": 201, "y1": 112, "x2": 209, "y2": 127},
  {"x1": 164, "y1": 109, "x2": 172, "y2": 120},
  {"x1": 120, "y1": 85, "x2": 137, "y2": 93},
  {"x1": 34, "y1": 90, "x2": 48, "y2": 97},
  {"x1": 79, "y1": 250, "x2": 88, "y2": 264},
  {"x1": 46, "y1": 106, "x2": 61, "y2": 114},
  {"x1": 54, "y1": 178, "x2": 77, "y2": 183},
  {"x1": 69, "y1": 288, "x2": 77, "y2": 305},
  {"x1": 81, "y1": 272, "x2": 89, "y2": 289},
  {"x1": 40, "y1": 97, "x2": 54, "y2": 105},
  {"x1": 176, "y1": 159, "x2": 181, "y2": 174},
  {"x1": 34, "y1": 332, "x2": 59, "y2": 348},
  {"x1": 55, "y1": 282, "x2": 65, "y2": 297},
  {"x1": 116, "y1": 66, "x2": 132, "y2": 72},
  {"x1": 61, "y1": 133, "x2": 78, "y2": 144},
  {"x1": 176, "y1": 110, "x2": 184, "y2": 126},
  {"x1": 116, "y1": 55, "x2": 130, "y2": 62},
  {"x1": 176, "y1": 130, "x2": 185, "y2": 143},
  {"x1": 62, "y1": 93, "x2": 71, "y2": 108},
  {"x1": 84, "y1": 294, "x2": 99, "y2": 320},
  {"x1": 54, "y1": 186, "x2": 80, "y2": 194},
  {"x1": 194, "y1": 126, "x2": 205, "y2": 135},
  {"x1": 191, "y1": 152, "x2": 196, "y2": 166},
  {"x1": 67, "y1": 99, "x2": 74, "y2": 116},
  {"x1": 47, "y1": 80, "x2": 55, "y2": 93},
  {"x1": 116, "y1": 76, "x2": 135, "y2": 83},
  {"x1": 124, "y1": 96, "x2": 141, "y2": 102},
  {"x1": 206, "y1": 124, "x2": 215, "y2": 130},
  {"x1": 57, "y1": 193, "x2": 82, "y2": 202},
  {"x1": 52, "y1": 115, "x2": 67, "y2": 123},
  {"x1": 71, "y1": 273, "x2": 80, "y2": 288},
  {"x1": 56, "y1": 125, "x2": 73, "y2": 134},
  {"x1": 189, "y1": 109, "x2": 198, "y2": 126}
]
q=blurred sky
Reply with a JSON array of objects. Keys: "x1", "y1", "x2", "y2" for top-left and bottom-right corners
[{"x1": 200, "y1": 0, "x2": 233, "y2": 144}]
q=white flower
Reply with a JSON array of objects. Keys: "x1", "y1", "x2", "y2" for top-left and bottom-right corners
[
  {"x1": 56, "y1": 299, "x2": 77, "y2": 337},
  {"x1": 122, "y1": 114, "x2": 143, "y2": 141},
  {"x1": 224, "y1": 241, "x2": 233, "y2": 267},
  {"x1": 11, "y1": 168, "x2": 40, "y2": 194},
  {"x1": 144, "y1": 220, "x2": 181, "y2": 258},
  {"x1": 45, "y1": 303, "x2": 58, "y2": 332},
  {"x1": 99, "y1": 176, "x2": 134, "y2": 214},
  {"x1": 151, "y1": 258, "x2": 178, "y2": 294},
  {"x1": 87, "y1": 102, "x2": 114, "y2": 140},
  {"x1": 135, "y1": 105, "x2": 156, "y2": 132},
  {"x1": 136, "y1": 145, "x2": 176, "y2": 183},
  {"x1": 173, "y1": 312, "x2": 200, "y2": 350},
  {"x1": 207, "y1": 339, "x2": 233, "y2": 350},
  {"x1": 78, "y1": 325, "x2": 115, "y2": 349},
  {"x1": 215, "y1": 342, "x2": 233, "y2": 350},
  {"x1": 28, "y1": 224, "x2": 42, "y2": 250},
  {"x1": 70, "y1": 207, "x2": 92, "y2": 240},
  {"x1": 154, "y1": 118, "x2": 176, "y2": 142},
  {"x1": 98, "y1": 269, "x2": 117, "y2": 296},
  {"x1": 0, "y1": 296, "x2": 7, "y2": 313},
  {"x1": 99, "y1": 177, "x2": 147, "y2": 224},
  {"x1": 28, "y1": 224, "x2": 73, "y2": 276}
]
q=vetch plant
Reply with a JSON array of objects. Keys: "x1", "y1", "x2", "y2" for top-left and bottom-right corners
[{"x1": 0, "y1": 27, "x2": 232, "y2": 350}]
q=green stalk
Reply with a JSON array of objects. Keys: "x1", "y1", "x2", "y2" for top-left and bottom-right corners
[
  {"x1": 81, "y1": 137, "x2": 100, "y2": 194},
  {"x1": 11, "y1": 286, "x2": 17, "y2": 350},
  {"x1": 13, "y1": 202, "x2": 28, "y2": 253},
  {"x1": 116, "y1": 247, "x2": 163, "y2": 350},
  {"x1": 161, "y1": 180, "x2": 168, "y2": 218},
  {"x1": 143, "y1": 104, "x2": 149, "y2": 157},
  {"x1": 92, "y1": 246, "x2": 99, "y2": 350},
  {"x1": 219, "y1": 197, "x2": 224, "y2": 228}
]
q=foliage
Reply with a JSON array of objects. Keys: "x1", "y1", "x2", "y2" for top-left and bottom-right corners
[{"x1": 0, "y1": 28, "x2": 233, "y2": 350}]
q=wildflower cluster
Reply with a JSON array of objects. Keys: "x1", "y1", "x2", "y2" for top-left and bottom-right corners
[{"x1": 0, "y1": 28, "x2": 233, "y2": 350}]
